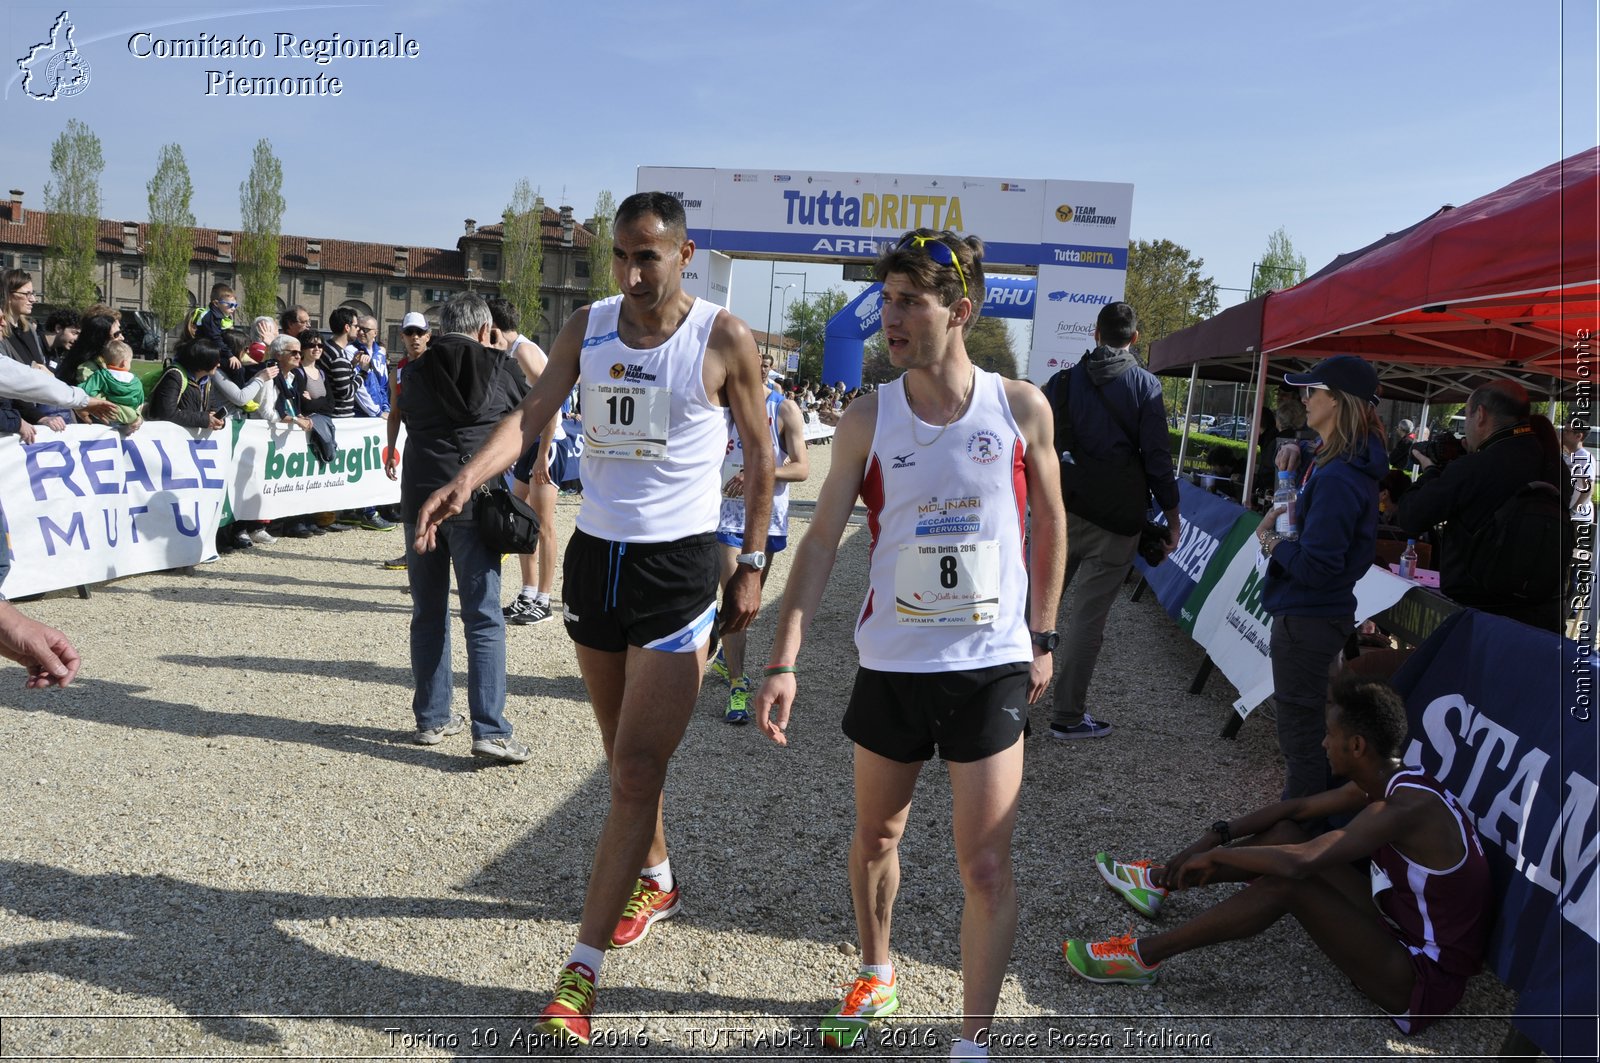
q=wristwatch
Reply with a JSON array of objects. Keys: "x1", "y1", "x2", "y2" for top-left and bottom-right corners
[
  {"x1": 1030, "y1": 630, "x2": 1060, "y2": 652},
  {"x1": 735, "y1": 551, "x2": 767, "y2": 571},
  {"x1": 1210, "y1": 820, "x2": 1233, "y2": 845}
]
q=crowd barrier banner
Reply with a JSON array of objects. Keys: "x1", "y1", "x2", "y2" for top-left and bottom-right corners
[
  {"x1": 229, "y1": 418, "x2": 401, "y2": 521},
  {"x1": 0, "y1": 423, "x2": 229, "y2": 598},
  {"x1": 1135, "y1": 480, "x2": 1250, "y2": 621},
  {"x1": 1392, "y1": 610, "x2": 1598, "y2": 1062}
]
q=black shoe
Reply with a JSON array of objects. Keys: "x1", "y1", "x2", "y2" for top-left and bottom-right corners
[
  {"x1": 307, "y1": 524, "x2": 327, "y2": 536},
  {"x1": 284, "y1": 522, "x2": 314, "y2": 539},
  {"x1": 229, "y1": 531, "x2": 254, "y2": 550}
]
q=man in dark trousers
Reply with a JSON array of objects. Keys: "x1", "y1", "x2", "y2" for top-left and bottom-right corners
[
  {"x1": 1395, "y1": 379, "x2": 1566, "y2": 631},
  {"x1": 1041, "y1": 302, "x2": 1180, "y2": 740}
]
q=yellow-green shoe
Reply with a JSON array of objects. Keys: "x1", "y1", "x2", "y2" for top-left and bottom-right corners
[{"x1": 820, "y1": 970, "x2": 899, "y2": 1050}]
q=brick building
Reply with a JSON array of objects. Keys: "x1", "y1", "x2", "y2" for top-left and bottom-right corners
[{"x1": 0, "y1": 188, "x2": 600, "y2": 353}]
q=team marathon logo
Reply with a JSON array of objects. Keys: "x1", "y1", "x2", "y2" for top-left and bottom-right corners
[
  {"x1": 1055, "y1": 204, "x2": 1119, "y2": 226},
  {"x1": 966, "y1": 431, "x2": 1002, "y2": 465},
  {"x1": 608, "y1": 362, "x2": 657, "y2": 383},
  {"x1": 18, "y1": 11, "x2": 92, "y2": 101}
]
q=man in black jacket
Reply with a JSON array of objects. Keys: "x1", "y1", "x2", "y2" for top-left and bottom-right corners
[
  {"x1": 1041, "y1": 302, "x2": 1181, "y2": 740},
  {"x1": 1395, "y1": 380, "x2": 1565, "y2": 631}
]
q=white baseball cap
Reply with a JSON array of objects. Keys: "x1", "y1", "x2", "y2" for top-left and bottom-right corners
[{"x1": 401, "y1": 312, "x2": 429, "y2": 332}]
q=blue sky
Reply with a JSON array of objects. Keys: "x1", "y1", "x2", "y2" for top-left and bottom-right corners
[{"x1": 1, "y1": 0, "x2": 1595, "y2": 338}]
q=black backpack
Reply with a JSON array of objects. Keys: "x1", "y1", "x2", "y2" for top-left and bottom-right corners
[
  {"x1": 1461, "y1": 480, "x2": 1570, "y2": 604},
  {"x1": 1043, "y1": 362, "x2": 1150, "y2": 535}
]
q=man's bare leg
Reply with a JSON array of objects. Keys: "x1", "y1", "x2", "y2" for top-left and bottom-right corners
[
  {"x1": 571, "y1": 642, "x2": 705, "y2": 950},
  {"x1": 849, "y1": 745, "x2": 921, "y2": 966},
  {"x1": 530, "y1": 476, "x2": 557, "y2": 597},
  {"x1": 947, "y1": 739, "x2": 1024, "y2": 1044}
]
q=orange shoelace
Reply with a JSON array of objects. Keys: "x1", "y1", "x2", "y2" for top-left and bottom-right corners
[
  {"x1": 1088, "y1": 933, "x2": 1140, "y2": 960},
  {"x1": 839, "y1": 974, "x2": 887, "y2": 1012}
]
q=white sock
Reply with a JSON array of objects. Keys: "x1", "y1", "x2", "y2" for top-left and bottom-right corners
[
  {"x1": 567, "y1": 941, "x2": 604, "y2": 978},
  {"x1": 521, "y1": 584, "x2": 538, "y2": 599},
  {"x1": 639, "y1": 858, "x2": 673, "y2": 892},
  {"x1": 534, "y1": 591, "x2": 551, "y2": 606},
  {"x1": 951, "y1": 1037, "x2": 988, "y2": 1060},
  {"x1": 860, "y1": 962, "x2": 893, "y2": 984}
]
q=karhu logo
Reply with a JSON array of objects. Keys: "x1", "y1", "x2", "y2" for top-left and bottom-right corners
[{"x1": 891, "y1": 451, "x2": 917, "y2": 469}]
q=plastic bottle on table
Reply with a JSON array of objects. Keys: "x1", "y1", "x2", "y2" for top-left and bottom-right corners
[
  {"x1": 1273, "y1": 470, "x2": 1300, "y2": 540},
  {"x1": 1399, "y1": 539, "x2": 1419, "y2": 580}
]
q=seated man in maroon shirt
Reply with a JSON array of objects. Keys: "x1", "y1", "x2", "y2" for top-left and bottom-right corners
[{"x1": 1064, "y1": 675, "x2": 1492, "y2": 1036}]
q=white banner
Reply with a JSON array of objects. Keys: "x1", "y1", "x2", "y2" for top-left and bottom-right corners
[
  {"x1": 1189, "y1": 549, "x2": 1415, "y2": 716},
  {"x1": 228, "y1": 418, "x2": 401, "y2": 520},
  {"x1": 0, "y1": 423, "x2": 229, "y2": 598}
]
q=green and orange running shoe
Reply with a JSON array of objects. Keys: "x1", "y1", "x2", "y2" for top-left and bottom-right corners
[
  {"x1": 534, "y1": 960, "x2": 597, "y2": 1045},
  {"x1": 820, "y1": 969, "x2": 899, "y2": 1050},
  {"x1": 1095, "y1": 852, "x2": 1169, "y2": 918},
  {"x1": 1062, "y1": 933, "x2": 1159, "y2": 986}
]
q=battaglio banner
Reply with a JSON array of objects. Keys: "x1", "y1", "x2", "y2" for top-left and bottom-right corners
[{"x1": 228, "y1": 418, "x2": 401, "y2": 520}]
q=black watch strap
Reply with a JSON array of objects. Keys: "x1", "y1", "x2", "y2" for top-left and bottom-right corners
[
  {"x1": 1030, "y1": 629, "x2": 1059, "y2": 652},
  {"x1": 1210, "y1": 819, "x2": 1232, "y2": 845}
]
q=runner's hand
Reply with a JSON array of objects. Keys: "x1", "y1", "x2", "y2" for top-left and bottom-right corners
[
  {"x1": 1027, "y1": 649, "x2": 1052, "y2": 704},
  {"x1": 1173, "y1": 850, "x2": 1220, "y2": 890},
  {"x1": 755, "y1": 673, "x2": 796, "y2": 746},
  {"x1": 720, "y1": 566, "x2": 761, "y2": 633},
  {"x1": 413, "y1": 481, "x2": 473, "y2": 553},
  {"x1": 0, "y1": 606, "x2": 81, "y2": 688}
]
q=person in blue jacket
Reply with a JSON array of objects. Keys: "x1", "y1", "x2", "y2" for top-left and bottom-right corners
[{"x1": 1255, "y1": 355, "x2": 1384, "y2": 798}]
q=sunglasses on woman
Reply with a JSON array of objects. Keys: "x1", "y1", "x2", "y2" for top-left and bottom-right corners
[{"x1": 896, "y1": 233, "x2": 968, "y2": 299}]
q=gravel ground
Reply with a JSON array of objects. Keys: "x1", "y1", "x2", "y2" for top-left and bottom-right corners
[{"x1": 0, "y1": 442, "x2": 1521, "y2": 1060}]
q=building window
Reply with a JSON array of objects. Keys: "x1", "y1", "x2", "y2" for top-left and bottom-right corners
[
  {"x1": 300, "y1": 279, "x2": 322, "y2": 295},
  {"x1": 388, "y1": 285, "x2": 407, "y2": 300},
  {"x1": 0, "y1": 253, "x2": 13, "y2": 269},
  {"x1": 424, "y1": 287, "x2": 452, "y2": 302},
  {"x1": 213, "y1": 272, "x2": 232, "y2": 284},
  {"x1": 21, "y1": 254, "x2": 42, "y2": 272},
  {"x1": 345, "y1": 282, "x2": 364, "y2": 299},
  {"x1": 481, "y1": 252, "x2": 499, "y2": 271},
  {"x1": 120, "y1": 264, "x2": 140, "y2": 279},
  {"x1": 575, "y1": 259, "x2": 590, "y2": 279}
]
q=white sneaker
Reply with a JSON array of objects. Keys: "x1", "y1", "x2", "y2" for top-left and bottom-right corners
[{"x1": 250, "y1": 528, "x2": 277, "y2": 544}]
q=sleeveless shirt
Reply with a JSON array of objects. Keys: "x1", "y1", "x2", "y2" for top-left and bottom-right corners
[
  {"x1": 576, "y1": 295, "x2": 725, "y2": 543},
  {"x1": 855, "y1": 366, "x2": 1030, "y2": 672},
  {"x1": 717, "y1": 388, "x2": 790, "y2": 540}
]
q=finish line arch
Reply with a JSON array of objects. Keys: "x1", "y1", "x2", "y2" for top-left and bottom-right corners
[{"x1": 639, "y1": 166, "x2": 1133, "y2": 385}]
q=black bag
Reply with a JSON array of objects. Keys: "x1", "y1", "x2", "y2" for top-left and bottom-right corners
[
  {"x1": 1047, "y1": 363, "x2": 1151, "y2": 536},
  {"x1": 474, "y1": 485, "x2": 541, "y2": 555},
  {"x1": 1461, "y1": 480, "x2": 1569, "y2": 603}
]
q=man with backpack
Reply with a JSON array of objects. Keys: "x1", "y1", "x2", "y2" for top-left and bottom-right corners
[
  {"x1": 1040, "y1": 302, "x2": 1181, "y2": 740},
  {"x1": 1396, "y1": 380, "x2": 1567, "y2": 632}
]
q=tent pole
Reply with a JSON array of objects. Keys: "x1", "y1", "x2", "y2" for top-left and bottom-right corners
[
  {"x1": 1241, "y1": 348, "x2": 1269, "y2": 504},
  {"x1": 1419, "y1": 383, "x2": 1433, "y2": 441},
  {"x1": 1178, "y1": 364, "x2": 1199, "y2": 473}
]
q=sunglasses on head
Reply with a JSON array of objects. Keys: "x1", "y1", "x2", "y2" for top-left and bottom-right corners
[{"x1": 896, "y1": 233, "x2": 968, "y2": 299}]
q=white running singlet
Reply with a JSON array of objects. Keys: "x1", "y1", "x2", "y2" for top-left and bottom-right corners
[
  {"x1": 576, "y1": 295, "x2": 726, "y2": 543},
  {"x1": 717, "y1": 388, "x2": 790, "y2": 540},
  {"x1": 854, "y1": 367, "x2": 1030, "y2": 672}
]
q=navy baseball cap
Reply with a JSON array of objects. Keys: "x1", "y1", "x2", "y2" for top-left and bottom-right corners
[{"x1": 1284, "y1": 355, "x2": 1379, "y2": 405}]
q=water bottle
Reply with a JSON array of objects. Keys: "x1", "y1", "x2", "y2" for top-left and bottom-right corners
[
  {"x1": 1399, "y1": 539, "x2": 1419, "y2": 579},
  {"x1": 1273, "y1": 470, "x2": 1300, "y2": 539}
]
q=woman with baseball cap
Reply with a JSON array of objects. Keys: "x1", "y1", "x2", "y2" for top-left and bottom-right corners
[{"x1": 1256, "y1": 355, "x2": 1387, "y2": 799}]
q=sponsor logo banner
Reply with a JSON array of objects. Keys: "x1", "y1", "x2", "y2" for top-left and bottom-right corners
[{"x1": 229, "y1": 419, "x2": 400, "y2": 520}]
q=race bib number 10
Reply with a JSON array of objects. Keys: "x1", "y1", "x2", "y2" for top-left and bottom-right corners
[
  {"x1": 582, "y1": 382, "x2": 671, "y2": 460},
  {"x1": 894, "y1": 541, "x2": 1000, "y2": 625}
]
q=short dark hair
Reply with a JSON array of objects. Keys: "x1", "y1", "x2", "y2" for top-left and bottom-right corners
[
  {"x1": 44, "y1": 307, "x2": 80, "y2": 333},
  {"x1": 872, "y1": 229, "x2": 987, "y2": 329},
  {"x1": 1329, "y1": 674, "x2": 1410, "y2": 760},
  {"x1": 208, "y1": 281, "x2": 234, "y2": 302},
  {"x1": 1096, "y1": 302, "x2": 1138, "y2": 349},
  {"x1": 486, "y1": 296, "x2": 518, "y2": 333},
  {"x1": 222, "y1": 327, "x2": 252, "y2": 358},
  {"x1": 1468, "y1": 379, "x2": 1531, "y2": 425},
  {"x1": 328, "y1": 307, "x2": 357, "y2": 335},
  {"x1": 279, "y1": 305, "x2": 307, "y2": 330},
  {"x1": 616, "y1": 192, "x2": 687, "y2": 239},
  {"x1": 176, "y1": 336, "x2": 223, "y2": 376}
]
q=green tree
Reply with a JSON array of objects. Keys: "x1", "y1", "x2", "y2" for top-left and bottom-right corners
[
  {"x1": 783, "y1": 288, "x2": 849, "y2": 384},
  {"x1": 966, "y1": 315, "x2": 1018, "y2": 378},
  {"x1": 587, "y1": 190, "x2": 618, "y2": 303},
  {"x1": 1124, "y1": 238, "x2": 1220, "y2": 418},
  {"x1": 500, "y1": 179, "x2": 545, "y2": 334},
  {"x1": 146, "y1": 144, "x2": 195, "y2": 351},
  {"x1": 237, "y1": 139, "x2": 285, "y2": 321},
  {"x1": 1250, "y1": 225, "x2": 1308, "y2": 297},
  {"x1": 861, "y1": 333, "x2": 897, "y2": 385},
  {"x1": 43, "y1": 118, "x2": 104, "y2": 310}
]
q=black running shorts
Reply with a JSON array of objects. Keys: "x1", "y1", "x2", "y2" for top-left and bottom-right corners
[
  {"x1": 842, "y1": 662, "x2": 1032, "y2": 764},
  {"x1": 562, "y1": 528, "x2": 720, "y2": 653}
]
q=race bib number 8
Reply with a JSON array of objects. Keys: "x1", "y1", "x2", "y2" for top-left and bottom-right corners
[
  {"x1": 582, "y1": 382, "x2": 671, "y2": 459},
  {"x1": 894, "y1": 541, "x2": 1000, "y2": 625}
]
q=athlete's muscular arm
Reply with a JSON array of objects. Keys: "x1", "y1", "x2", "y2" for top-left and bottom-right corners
[
  {"x1": 1008, "y1": 379, "x2": 1067, "y2": 704},
  {"x1": 711, "y1": 312, "x2": 774, "y2": 634},
  {"x1": 413, "y1": 311, "x2": 585, "y2": 553},
  {"x1": 1156, "y1": 782, "x2": 1370, "y2": 888},
  {"x1": 755, "y1": 396, "x2": 876, "y2": 746},
  {"x1": 774, "y1": 398, "x2": 811, "y2": 484}
]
